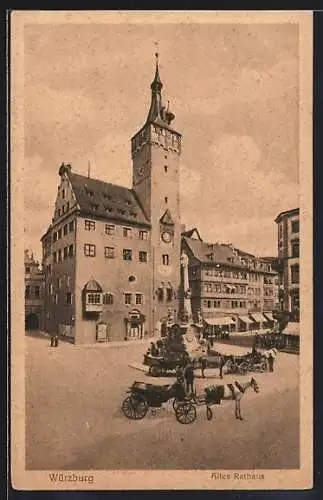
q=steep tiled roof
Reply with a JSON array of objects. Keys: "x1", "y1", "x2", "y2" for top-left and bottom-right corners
[
  {"x1": 182, "y1": 236, "x2": 276, "y2": 272},
  {"x1": 67, "y1": 172, "x2": 150, "y2": 227},
  {"x1": 182, "y1": 237, "x2": 235, "y2": 264},
  {"x1": 181, "y1": 227, "x2": 202, "y2": 240}
]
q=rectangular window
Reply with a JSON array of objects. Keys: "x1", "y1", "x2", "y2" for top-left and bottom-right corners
[
  {"x1": 53, "y1": 232, "x2": 57, "y2": 243},
  {"x1": 105, "y1": 224, "x2": 115, "y2": 235},
  {"x1": 123, "y1": 227, "x2": 132, "y2": 238},
  {"x1": 25, "y1": 266, "x2": 30, "y2": 273},
  {"x1": 48, "y1": 284, "x2": 53, "y2": 295},
  {"x1": 166, "y1": 288, "x2": 173, "y2": 302},
  {"x1": 123, "y1": 249, "x2": 132, "y2": 261},
  {"x1": 58, "y1": 249, "x2": 62, "y2": 262},
  {"x1": 68, "y1": 244, "x2": 74, "y2": 258},
  {"x1": 291, "y1": 264, "x2": 300, "y2": 284},
  {"x1": 47, "y1": 264, "x2": 52, "y2": 275},
  {"x1": 291, "y1": 240, "x2": 299, "y2": 258},
  {"x1": 207, "y1": 300, "x2": 212, "y2": 308},
  {"x1": 67, "y1": 276, "x2": 71, "y2": 287},
  {"x1": 84, "y1": 244, "x2": 96, "y2": 257},
  {"x1": 291, "y1": 220, "x2": 299, "y2": 233},
  {"x1": 25, "y1": 285, "x2": 30, "y2": 298},
  {"x1": 105, "y1": 246, "x2": 115, "y2": 259},
  {"x1": 66, "y1": 292, "x2": 72, "y2": 305},
  {"x1": 34, "y1": 286, "x2": 40, "y2": 298},
  {"x1": 87, "y1": 293, "x2": 101, "y2": 304},
  {"x1": 85, "y1": 220, "x2": 96, "y2": 231},
  {"x1": 53, "y1": 293, "x2": 58, "y2": 305},
  {"x1": 63, "y1": 224, "x2": 68, "y2": 236},
  {"x1": 124, "y1": 293, "x2": 132, "y2": 305},
  {"x1": 162, "y1": 254, "x2": 170, "y2": 266},
  {"x1": 62, "y1": 188, "x2": 65, "y2": 199},
  {"x1": 58, "y1": 229, "x2": 62, "y2": 239},
  {"x1": 213, "y1": 300, "x2": 221, "y2": 308},
  {"x1": 138, "y1": 230, "x2": 148, "y2": 240},
  {"x1": 69, "y1": 220, "x2": 74, "y2": 232},
  {"x1": 135, "y1": 294, "x2": 143, "y2": 305},
  {"x1": 139, "y1": 251, "x2": 147, "y2": 263},
  {"x1": 63, "y1": 246, "x2": 68, "y2": 260},
  {"x1": 103, "y1": 293, "x2": 114, "y2": 305},
  {"x1": 57, "y1": 278, "x2": 61, "y2": 289}
]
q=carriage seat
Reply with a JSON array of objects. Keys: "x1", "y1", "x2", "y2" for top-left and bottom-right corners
[{"x1": 204, "y1": 385, "x2": 224, "y2": 405}]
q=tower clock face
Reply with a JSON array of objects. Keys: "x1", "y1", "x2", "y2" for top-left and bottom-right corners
[{"x1": 161, "y1": 231, "x2": 173, "y2": 243}]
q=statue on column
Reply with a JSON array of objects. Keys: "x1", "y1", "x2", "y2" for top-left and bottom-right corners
[{"x1": 179, "y1": 251, "x2": 192, "y2": 324}]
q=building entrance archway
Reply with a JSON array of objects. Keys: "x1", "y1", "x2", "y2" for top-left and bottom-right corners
[{"x1": 25, "y1": 313, "x2": 39, "y2": 330}]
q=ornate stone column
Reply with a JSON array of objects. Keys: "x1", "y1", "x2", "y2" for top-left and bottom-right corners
[{"x1": 180, "y1": 251, "x2": 192, "y2": 323}]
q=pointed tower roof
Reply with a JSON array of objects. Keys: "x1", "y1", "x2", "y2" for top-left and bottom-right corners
[
  {"x1": 160, "y1": 208, "x2": 175, "y2": 225},
  {"x1": 146, "y1": 52, "x2": 175, "y2": 128},
  {"x1": 151, "y1": 52, "x2": 163, "y2": 90}
]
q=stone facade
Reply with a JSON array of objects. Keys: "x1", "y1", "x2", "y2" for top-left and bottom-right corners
[
  {"x1": 181, "y1": 231, "x2": 279, "y2": 336},
  {"x1": 25, "y1": 250, "x2": 44, "y2": 330},
  {"x1": 41, "y1": 55, "x2": 182, "y2": 344},
  {"x1": 275, "y1": 208, "x2": 300, "y2": 320}
]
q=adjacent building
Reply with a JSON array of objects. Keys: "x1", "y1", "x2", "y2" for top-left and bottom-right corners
[
  {"x1": 25, "y1": 250, "x2": 44, "y2": 330},
  {"x1": 275, "y1": 208, "x2": 300, "y2": 321},
  {"x1": 181, "y1": 229, "x2": 279, "y2": 337},
  {"x1": 41, "y1": 55, "x2": 182, "y2": 344}
]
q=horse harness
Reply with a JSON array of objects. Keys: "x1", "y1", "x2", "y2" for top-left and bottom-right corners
[{"x1": 227, "y1": 381, "x2": 246, "y2": 399}]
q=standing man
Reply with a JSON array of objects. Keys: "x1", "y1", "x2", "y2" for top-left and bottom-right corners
[
  {"x1": 184, "y1": 360, "x2": 195, "y2": 395},
  {"x1": 268, "y1": 352, "x2": 275, "y2": 372}
]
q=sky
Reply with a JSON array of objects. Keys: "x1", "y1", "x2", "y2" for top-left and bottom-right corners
[{"x1": 23, "y1": 20, "x2": 299, "y2": 261}]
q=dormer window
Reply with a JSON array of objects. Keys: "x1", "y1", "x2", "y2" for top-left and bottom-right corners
[
  {"x1": 91, "y1": 203, "x2": 99, "y2": 212},
  {"x1": 105, "y1": 206, "x2": 112, "y2": 213}
]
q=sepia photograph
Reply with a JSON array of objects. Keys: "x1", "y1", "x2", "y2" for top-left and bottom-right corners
[{"x1": 10, "y1": 10, "x2": 313, "y2": 490}]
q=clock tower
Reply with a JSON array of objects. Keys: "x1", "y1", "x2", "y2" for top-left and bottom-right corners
[{"x1": 131, "y1": 53, "x2": 182, "y2": 330}]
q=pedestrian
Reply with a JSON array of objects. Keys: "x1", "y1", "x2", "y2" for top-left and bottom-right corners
[
  {"x1": 268, "y1": 352, "x2": 275, "y2": 372},
  {"x1": 50, "y1": 335, "x2": 54, "y2": 347},
  {"x1": 184, "y1": 360, "x2": 195, "y2": 395},
  {"x1": 200, "y1": 357, "x2": 207, "y2": 378}
]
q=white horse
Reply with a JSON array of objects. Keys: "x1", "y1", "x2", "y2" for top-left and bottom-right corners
[{"x1": 217, "y1": 377, "x2": 260, "y2": 420}]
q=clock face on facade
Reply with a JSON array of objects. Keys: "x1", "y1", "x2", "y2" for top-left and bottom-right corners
[{"x1": 161, "y1": 231, "x2": 173, "y2": 243}]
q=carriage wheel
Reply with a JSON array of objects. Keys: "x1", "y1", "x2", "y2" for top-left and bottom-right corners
[
  {"x1": 149, "y1": 365, "x2": 162, "y2": 377},
  {"x1": 121, "y1": 394, "x2": 148, "y2": 420},
  {"x1": 175, "y1": 403, "x2": 197, "y2": 424},
  {"x1": 206, "y1": 406, "x2": 213, "y2": 421}
]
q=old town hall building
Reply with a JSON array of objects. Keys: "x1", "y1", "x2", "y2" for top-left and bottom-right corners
[{"x1": 41, "y1": 56, "x2": 182, "y2": 344}]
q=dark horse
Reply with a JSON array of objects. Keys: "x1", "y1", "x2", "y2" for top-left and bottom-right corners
[{"x1": 192, "y1": 354, "x2": 226, "y2": 379}]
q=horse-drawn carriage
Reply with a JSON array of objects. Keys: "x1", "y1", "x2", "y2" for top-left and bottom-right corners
[
  {"x1": 121, "y1": 377, "x2": 260, "y2": 424},
  {"x1": 143, "y1": 351, "x2": 188, "y2": 377},
  {"x1": 121, "y1": 379, "x2": 197, "y2": 424}
]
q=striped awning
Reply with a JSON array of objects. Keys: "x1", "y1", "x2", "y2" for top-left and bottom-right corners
[
  {"x1": 205, "y1": 317, "x2": 235, "y2": 326},
  {"x1": 238, "y1": 315, "x2": 255, "y2": 325},
  {"x1": 250, "y1": 312, "x2": 266, "y2": 323},
  {"x1": 263, "y1": 312, "x2": 275, "y2": 321}
]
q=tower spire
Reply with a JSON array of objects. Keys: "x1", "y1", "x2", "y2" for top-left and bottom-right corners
[{"x1": 146, "y1": 48, "x2": 175, "y2": 127}]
